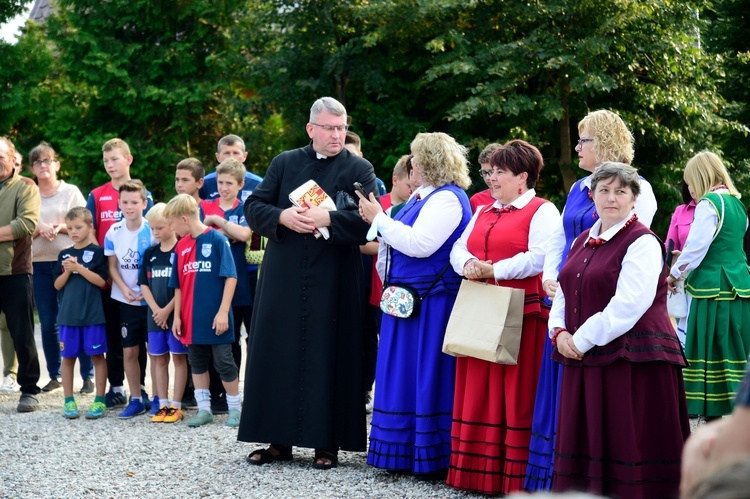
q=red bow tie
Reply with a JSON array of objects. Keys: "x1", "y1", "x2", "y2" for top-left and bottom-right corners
[{"x1": 493, "y1": 206, "x2": 517, "y2": 214}]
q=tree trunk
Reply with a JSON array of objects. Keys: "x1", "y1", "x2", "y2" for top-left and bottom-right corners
[
  {"x1": 336, "y1": 72, "x2": 349, "y2": 109},
  {"x1": 558, "y1": 81, "x2": 577, "y2": 193}
]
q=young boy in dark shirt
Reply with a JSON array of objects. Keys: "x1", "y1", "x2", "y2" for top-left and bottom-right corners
[
  {"x1": 139, "y1": 203, "x2": 188, "y2": 423},
  {"x1": 54, "y1": 207, "x2": 109, "y2": 419}
]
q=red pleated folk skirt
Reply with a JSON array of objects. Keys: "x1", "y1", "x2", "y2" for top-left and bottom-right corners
[{"x1": 447, "y1": 315, "x2": 545, "y2": 495}]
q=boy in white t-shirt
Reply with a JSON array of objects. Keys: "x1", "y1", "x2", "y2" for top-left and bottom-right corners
[{"x1": 104, "y1": 180, "x2": 156, "y2": 419}]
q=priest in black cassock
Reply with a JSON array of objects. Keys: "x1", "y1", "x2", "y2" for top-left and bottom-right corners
[{"x1": 238, "y1": 97, "x2": 378, "y2": 470}]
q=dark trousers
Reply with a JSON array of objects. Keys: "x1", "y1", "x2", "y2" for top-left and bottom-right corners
[
  {"x1": 0, "y1": 274, "x2": 40, "y2": 394},
  {"x1": 102, "y1": 292, "x2": 147, "y2": 388},
  {"x1": 102, "y1": 290, "x2": 124, "y2": 386},
  {"x1": 363, "y1": 304, "x2": 380, "y2": 392}
]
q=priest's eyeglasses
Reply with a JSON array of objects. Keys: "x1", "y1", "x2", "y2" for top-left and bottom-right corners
[{"x1": 310, "y1": 123, "x2": 349, "y2": 133}]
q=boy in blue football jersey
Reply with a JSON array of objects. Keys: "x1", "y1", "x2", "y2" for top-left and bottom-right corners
[
  {"x1": 199, "y1": 158, "x2": 253, "y2": 413},
  {"x1": 54, "y1": 207, "x2": 109, "y2": 419},
  {"x1": 104, "y1": 180, "x2": 156, "y2": 419},
  {"x1": 198, "y1": 135, "x2": 262, "y2": 202},
  {"x1": 166, "y1": 194, "x2": 241, "y2": 428},
  {"x1": 139, "y1": 203, "x2": 188, "y2": 423}
]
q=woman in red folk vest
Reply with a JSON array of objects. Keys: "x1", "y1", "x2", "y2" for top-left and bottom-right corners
[
  {"x1": 550, "y1": 162, "x2": 689, "y2": 499},
  {"x1": 447, "y1": 140, "x2": 560, "y2": 495}
]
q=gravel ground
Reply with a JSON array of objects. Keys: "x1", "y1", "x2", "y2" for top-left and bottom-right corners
[
  {"x1": 0, "y1": 389, "x2": 704, "y2": 499},
  {"x1": 0, "y1": 323, "x2": 473, "y2": 498},
  {"x1": 0, "y1": 326, "x2": 702, "y2": 498},
  {"x1": 0, "y1": 389, "x2": 475, "y2": 498}
]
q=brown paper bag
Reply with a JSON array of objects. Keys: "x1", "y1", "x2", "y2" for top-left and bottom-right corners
[{"x1": 442, "y1": 279, "x2": 525, "y2": 365}]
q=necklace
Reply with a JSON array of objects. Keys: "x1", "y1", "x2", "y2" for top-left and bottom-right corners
[{"x1": 587, "y1": 214, "x2": 638, "y2": 247}]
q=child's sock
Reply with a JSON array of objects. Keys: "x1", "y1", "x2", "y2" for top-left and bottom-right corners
[
  {"x1": 226, "y1": 394, "x2": 241, "y2": 411},
  {"x1": 171, "y1": 401, "x2": 182, "y2": 410},
  {"x1": 131, "y1": 397, "x2": 142, "y2": 403},
  {"x1": 94, "y1": 395, "x2": 106, "y2": 404},
  {"x1": 160, "y1": 398, "x2": 169, "y2": 409},
  {"x1": 65, "y1": 396, "x2": 75, "y2": 404},
  {"x1": 112, "y1": 386, "x2": 126, "y2": 395},
  {"x1": 195, "y1": 389, "x2": 211, "y2": 413}
]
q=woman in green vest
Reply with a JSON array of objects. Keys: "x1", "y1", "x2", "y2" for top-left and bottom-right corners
[{"x1": 667, "y1": 151, "x2": 750, "y2": 420}]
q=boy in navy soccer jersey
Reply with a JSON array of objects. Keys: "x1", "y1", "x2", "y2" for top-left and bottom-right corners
[
  {"x1": 104, "y1": 180, "x2": 156, "y2": 419},
  {"x1": 166, "y1": 194, "x2": 241, "y2": 428},
  {"x1": 198, "y1": 135, "x2": 262, "y2": 202},
  {"x1": 199, "y1": 158, "x2": 253, "y2": 411},
  {"x1": 138, "y1": 203, "x2": 188, "y2": 424},
  {"x1": 53, "y1": 207, "x2": 109, "y2": 420}
]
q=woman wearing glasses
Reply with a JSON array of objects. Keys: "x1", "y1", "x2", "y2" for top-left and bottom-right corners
[
  {"x1": 525, "y1": 109, "x2": 657, "y2": 491},
  {"x1": 550, "y1": 162, "x2": 687, "y2": 498},
  {"x1": 29, "y1": 142, "x2": 93, "y2": 394},
  {"x1": 447, "y1": 140, "x2": 560, "y2": 495},
  {"x1": 357, "y1": 132, "x2": 472, "y2": 479}
]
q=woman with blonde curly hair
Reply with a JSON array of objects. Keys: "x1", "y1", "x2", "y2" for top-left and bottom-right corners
[
  {"x1": 525, "y1": 109, "x2": 658, "y2": 491},
  {"x1": 357, "y1": 132, "x2": 472, "y2": 478},
  {"x1": 668, "y1": 151, "x2": 750, "y2": 421}
]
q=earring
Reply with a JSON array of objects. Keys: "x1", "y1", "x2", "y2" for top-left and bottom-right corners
[{"x1": 518, "y1": 187, "x2": 522, "y2": 195}]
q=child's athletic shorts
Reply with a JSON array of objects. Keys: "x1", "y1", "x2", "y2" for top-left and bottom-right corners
[
  {"x1": 148, "y1": 330, "x2": 189, "y2": 356},
  {"x1": 60, "y1": 324, "x2": 107, "y2": 357}
]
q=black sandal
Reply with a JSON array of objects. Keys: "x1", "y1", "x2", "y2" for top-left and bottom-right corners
[
  {"x1": 246, "y1": 444, "x2": 293, "y2": 466},
  {"x1": 312, "y1": 449, "x2": 338, "y2": 470}
]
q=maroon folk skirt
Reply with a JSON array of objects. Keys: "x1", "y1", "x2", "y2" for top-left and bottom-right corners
[{"x1": 552, "y1": 359, "x2": 690, "y2": 499}]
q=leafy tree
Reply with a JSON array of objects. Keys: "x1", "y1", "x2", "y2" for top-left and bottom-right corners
[
  {"x1": 0, "y1": 19, "x2": 63, "y2": 178},
  {"x1": 38, "y1": 0, "x2": 246, "y2": 200},
  {"x1": 238, "y1": 0, "x2": 477, "y2": 182},
  {"x1": 1, "y1": 0, "x2": 289, "y2": 201},
  {"x1": 238, "y1": 0, "x2": 742, "y2": 237},
  {"x1": 702, "y1": 0, "x2": 750, "y2": 192},
  {"x1": 3, "y1": 0, "x2": 745, "y2": 234},
  {"x1": 0, "y1": 0, "x2": 32, "y2": 25},
  {"x1": 419, "y1": 0, "x2": 741, "y2": 235}
]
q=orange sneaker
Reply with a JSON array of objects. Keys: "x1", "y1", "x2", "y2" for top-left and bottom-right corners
[
  {"x1": 151, "y1": 406, "x2": 169, "y2": 423},
  {"x1": 163, "y1": 407, "x2": 184, "y2": 423}
]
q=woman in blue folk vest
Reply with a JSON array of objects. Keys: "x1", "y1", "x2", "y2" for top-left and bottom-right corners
[{"x1": 357, "y1": 132, "x2": 472, "y2": 479}]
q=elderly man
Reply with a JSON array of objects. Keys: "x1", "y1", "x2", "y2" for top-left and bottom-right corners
[
  {"x1": 0, "y1": 137, "x2": 42, "y2": 412},
  {"x1": 238, "y1": 97, "x2": 378, "y2": 470}
]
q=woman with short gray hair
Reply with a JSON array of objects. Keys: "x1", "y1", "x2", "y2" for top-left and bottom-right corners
[
  {"x1": 549, "y1": 161, "x2": 688, "y2": 497},
  {"x1": 526, "y1": 110, "x2": 657, "y2": 491}
]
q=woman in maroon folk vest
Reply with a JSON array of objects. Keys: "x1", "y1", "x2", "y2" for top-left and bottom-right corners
[
  {"x1": 447, "y1": 140, "x2": 561, "y2": 495},
  {"x1": 550, "y1": 162, "x2": 689, "y2": 499}
]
